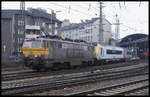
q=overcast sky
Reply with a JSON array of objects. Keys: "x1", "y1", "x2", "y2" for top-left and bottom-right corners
[{"x1": 2, "y1": 1, "x2": 149, "y2": 39}]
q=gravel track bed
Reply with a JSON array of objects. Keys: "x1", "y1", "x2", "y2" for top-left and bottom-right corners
[
  {"x1": 2, "y1": 59, "x2": 147, "y2": 72},
  {"x1": 2, "y1": 63, "x2": 148, "y2": 95},
  {"x1": 2, "y1": 62, "x2": 148, "y2": 87},
  {"x1": 2, "y1": 59, "x2": 147, "y2": 81},
  {"x1": 28, "y1": 74, "x2": 148, "y2": 96},
  {"x1": 124, "y1": 87, "x2": 149, "y2": 96}
]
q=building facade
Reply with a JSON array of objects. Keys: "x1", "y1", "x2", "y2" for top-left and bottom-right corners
[
  {"x1": 61, "y1": 17, "x2": 112, "y2": 45},
  {"x1": 1, "y1": 8, "x2": 62, "y2": 62}
]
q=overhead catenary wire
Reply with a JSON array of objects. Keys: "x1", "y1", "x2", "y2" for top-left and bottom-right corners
[
  {"x1": 49, "y1": 2, "x2": 96, "y2": 16},
  {"x1": 47, "y1": 2, "x2": 145, "y2": 33},
  {"x1": 48, "y1": 2, "x2": 123, "y2": 20}
]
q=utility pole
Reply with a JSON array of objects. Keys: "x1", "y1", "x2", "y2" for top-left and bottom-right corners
[
  {"x1": 20, "y1": 1, "x2": 25, "y2": 56},
  {"x1": 99, "y1": 1, "x2": 103, "y2": 44},
  {"x1": 51, "y1": 10, "x2": 54, "y2": 35},
  {"x1": 114, "y1": 14, "x2": 120, "y2": 40}
]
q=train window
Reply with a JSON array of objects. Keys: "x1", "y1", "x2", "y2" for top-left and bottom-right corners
[
  {"x1": 32, "y1": 41, "x2": 41, "y2": 48},
  {"x1": 106, "y1": 49, "x2": 122, "y2": 55}
]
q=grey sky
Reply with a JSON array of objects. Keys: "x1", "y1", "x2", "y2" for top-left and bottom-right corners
[{"x1": 2, "y1": 1, "x2": 149, "y2": 39}]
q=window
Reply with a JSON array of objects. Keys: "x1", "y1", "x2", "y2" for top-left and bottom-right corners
[
  {"x1": 18, "y1": 29, "x2": 24, "y2": 34},
  {"x1": 88, "y1": 46, "x2": 93, "y2": 51},
  {"x1": 42, "y1": 22, "x2": 45, "y2": 27},
  {"x1": 32, "y1": 41, "x2": 41, "y2": 48},
  {"x1": 49, "y1": 24, "x2": 51, "y2": 29},
  {"x1": 23, "y1": 41, "x2": 32, "y2": 48},
  {"x1": 106, "y1": 49, "x2": 122, "y2": 55},
  {"x1": 18, "y1": 20, "x2": 24, "y2": 26},
  {"x1": 19, "y1": 38, "x2": 23, "y2": 44},
  {"x1": 18, "y1": 48, "x2": 21, "y2": 52}
]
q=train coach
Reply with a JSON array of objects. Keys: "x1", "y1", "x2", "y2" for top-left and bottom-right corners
[{"x1": 22, "y1": 38, "x2": 95, "y2": 71}]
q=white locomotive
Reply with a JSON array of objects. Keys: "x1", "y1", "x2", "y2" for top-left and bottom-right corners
[{"x1": 93, "y1": 44, "x2": 132, "y2": 62}]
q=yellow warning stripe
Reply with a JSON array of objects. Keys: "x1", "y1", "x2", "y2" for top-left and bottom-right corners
[
  {"x1": 22, "y1": 48, "x2": 49, "y2": 55},
  {"x1": 93, "y1": 44, "x2": 100, "y2": 56}
]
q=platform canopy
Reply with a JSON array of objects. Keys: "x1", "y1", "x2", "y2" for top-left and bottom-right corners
[{"x1": 119, "y1": 33, "x2": 148, "y2": 46}]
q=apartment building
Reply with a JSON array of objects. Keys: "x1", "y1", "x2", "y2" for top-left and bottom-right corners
[
  {"x1": 61, "y1": 17, "x2": 112, "y2": 45},
  {"x1": 1, "y1": 8, "x2": 62, "y2": 62}
]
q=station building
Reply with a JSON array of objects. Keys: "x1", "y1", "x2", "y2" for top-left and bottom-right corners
[{"x1": 118, "y1": 33, "x2": 149, "y2": 58}]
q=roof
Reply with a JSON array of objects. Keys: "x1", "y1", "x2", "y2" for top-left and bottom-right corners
[
  {"x1": 61, "y1": 17, "x2": 111, "y2": 31},
  {"x1": 84, "y1": 18, "x2": 99, "y2": 24},
  {"x1": 1, "y1": 9, "x2": 62, "y2": 23},
  {"x1": 61, "y1": 18, "x2": 98, "y2": 31},
  {"x1": 2, "y1": 10, "x2": 33, "y2": 18},
  {"x1": 120, "y1": 33, "x2": 148, "y2": 43},
  {"x1": 61, "y1": 23, "x2": 84, "y2": 31}
]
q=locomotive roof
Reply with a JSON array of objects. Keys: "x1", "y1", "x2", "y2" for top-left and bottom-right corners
[
  {"x1": 25, "y1": 38, "x2": 93, "y2": 46},
  {"x1": 99, "y1": 44, "x2": 123, "y2": 50}
]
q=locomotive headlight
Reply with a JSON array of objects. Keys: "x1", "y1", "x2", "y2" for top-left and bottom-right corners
[
  {"x1": 34, "y1": 55, "x2": 38, "y2": 57},
  {"x1": 34, "y1": 55, "x2": 41, "y2": 57},
  {"x1": 24, "y1": 54, "x2": 29, "y2": 57}
]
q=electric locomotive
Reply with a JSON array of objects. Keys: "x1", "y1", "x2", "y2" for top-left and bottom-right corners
[
  {"x1": 22, "y1": 37, "x2": 95, "y2": 71},
  {"x1": 93, "y1": 44, "x2": 132, "y2": 62}
]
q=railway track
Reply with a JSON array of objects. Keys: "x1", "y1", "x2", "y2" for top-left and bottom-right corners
[
  {"x1": 2, "y1": 59, "x2": 147, "y2": 81},
  {"x1": 66, "y1": 76, "x2": 148, "y2": 96},
  {"x1": 2, "y1": 65, "x2": 28, "y2": 72},
  {"x1": 2, "y1": 63, "x2": 148, "y2": 95},
  {"x1": 124, "y1": 87, "x2": 149, "y2": 96}
]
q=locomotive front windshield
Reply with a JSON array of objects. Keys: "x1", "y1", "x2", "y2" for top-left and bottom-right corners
[
  {"x1": 32, "y1": 41, "x2": 41, "y2": 48},
  {"x1": 23, "y1": 40, "x2": 43, "y2": 48}
]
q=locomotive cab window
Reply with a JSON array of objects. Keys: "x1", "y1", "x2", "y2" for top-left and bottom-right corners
[
  {"x1": 32, "y1": 40, "x2": 41, "y2": 48},
  {"x1": 23, "y1": 40, "x2": 32, "y2": 48}
]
